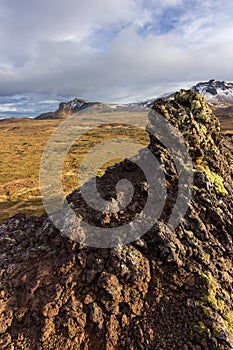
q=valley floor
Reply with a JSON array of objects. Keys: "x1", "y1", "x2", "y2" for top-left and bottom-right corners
[{"x1": 0, "y1": 112, "x2": 149, "y2": 223}]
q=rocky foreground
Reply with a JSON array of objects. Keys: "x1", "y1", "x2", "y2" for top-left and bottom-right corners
[{"x1": 0, "y1": 91, "x2": 233, "y2": 350}]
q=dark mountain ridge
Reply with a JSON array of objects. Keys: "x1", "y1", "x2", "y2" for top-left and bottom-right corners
[
  {"x1": 192, "y1": 79, "x2": 233, "y2": 105},
  {"x1": 36, "y1": 98, "x2": 101, "y2": 120}
]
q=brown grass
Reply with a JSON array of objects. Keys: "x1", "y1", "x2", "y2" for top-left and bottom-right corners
[
  {"x1": 0, "y1": 112, "x2": 149, "y2": 223},
  {"x1": 211, "y1": 105, "x2": 233, "y2": 135}
]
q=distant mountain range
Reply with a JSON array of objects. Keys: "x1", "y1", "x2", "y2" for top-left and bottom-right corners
[
  {"x1": 192, "y1": 79, "x2": 233, "y2": 106},
  {"x1": 35, "y1": 98, "x2": 151, "y2": 120},
  {"x1": 36, "y1": 79, "x2": 233, "y2": 120}
]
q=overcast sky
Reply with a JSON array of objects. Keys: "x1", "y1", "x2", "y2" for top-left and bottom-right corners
[{"x1": 1, "y1": 0, "x2": 233, "y2": 117}]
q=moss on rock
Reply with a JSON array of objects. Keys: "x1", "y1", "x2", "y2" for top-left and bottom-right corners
[
  {"x1": 201, "y1": 273, "x2": 225, "y2": 312},
  {"x1": 223, "y1": 311, "x2": 233, "y2": 334},
  {"x1": 196, "y1": 163, "x2": 228, "y2": 196}
]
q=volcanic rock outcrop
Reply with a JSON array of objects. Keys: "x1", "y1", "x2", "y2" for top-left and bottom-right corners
[
  {"x1": 0, "y1": 90, "x2": 233, "y2": 350},
  {"x1": 36, "y1": 98, "x2": 101, "y2": 120}
]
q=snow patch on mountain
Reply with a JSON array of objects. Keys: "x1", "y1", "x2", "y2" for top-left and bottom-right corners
[{"x1": 192, "y1": 79, "x2": 233, "y2": 106}]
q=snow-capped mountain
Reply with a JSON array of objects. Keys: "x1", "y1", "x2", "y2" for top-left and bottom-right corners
[
  {"x1": 35, "y1": 79, "x2": 233, "y2": 120},
  {"x1": 192, "y1": 79, "x2": 233, "y2": 106},
  {"x1": 36, "y1": 98, "x2": 151, "y2": 119}
]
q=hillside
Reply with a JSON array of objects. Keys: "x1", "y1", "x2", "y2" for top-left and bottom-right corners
[{"x1": 0, "y1": 90, "x2": 233, "y2": 349}]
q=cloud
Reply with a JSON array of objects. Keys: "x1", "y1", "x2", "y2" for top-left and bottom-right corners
[
  {"x1": 0, "y1": 104, "x2": 17, "y2": 112},
  {"x1": 0, "y1": 0, "x2": 233, "y2": 110}
]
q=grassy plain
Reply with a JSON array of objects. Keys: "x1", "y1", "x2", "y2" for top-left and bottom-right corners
[{"x1": 0, "y1": 112, "x2": 149, "y2": 223}]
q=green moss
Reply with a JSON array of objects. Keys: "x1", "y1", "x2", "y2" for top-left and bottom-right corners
[
  {"x1": 201, "y1": 273, "x2": 225, "y2": 312},
  {"x1": 189, "y1": 329, "x2": 193, "y2": 339},
  {"x1": 196, "y1": 163, "x2": 228, "y2": 196},
  {"x1": 200, "y1": 304, "x2": 212, "y2": 317},
  {"x1": 199, "y1": 273, "x2": 233, "y2": 337},
  {"x1": 223, "y1": 311, "x2": 233, "y2": 334},
  {"x1": 191, "y1": 99, "x2": 202, "y2": 112},
  {"x1": 201, "y1": 284, "x2": 233, "y2": 336},
  {"x1": 185, "y1": 230, "x2": 194, "y2": 238},
  {"x1": 223, "y1": 289, "x2": 230, "y2": 299},
  {"x1": 200, "y1": 275, "x2": 233, "y2": 336},
  {"x1": 199, "y1": 123, "x2": 208, "y2": 136},
  {"x1": 216, "y1": 207, "x2": 223, "y2": 215},
  {"x1": 204, "y1": 253, "x2": 211, "y2": 262},
  {"x1": 212, "y1": 327, "x2": 221, "y2": 338},
  {"x1": 195, "y1": 321, "x2": 208, "y2": 333},
  {"x1": 4, "y1": 236, "x2": 16, "y2": 243}
]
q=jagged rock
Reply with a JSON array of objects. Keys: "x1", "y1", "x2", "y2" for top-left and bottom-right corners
[
  {"x1": 36, "y1": 98, "x2": 101, "y2": 120},
  {"x1": 0, "y1": 90, "x2": 233, "y2": 349}
]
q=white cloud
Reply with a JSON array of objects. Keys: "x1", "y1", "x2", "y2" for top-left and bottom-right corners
[
  {"x1": 0, "y1": 104, "x2": 17, "y2": 112},
  {"x1": 0, "y1": 0, "x2": 233, "y2": 105},
  {"x1": 151, "y1": 0, "x2": 184, "y2": 7}
]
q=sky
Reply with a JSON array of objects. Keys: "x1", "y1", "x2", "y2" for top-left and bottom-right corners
[{"x1": 1, "y1": 0, "x2": 233, "y2": 118}]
